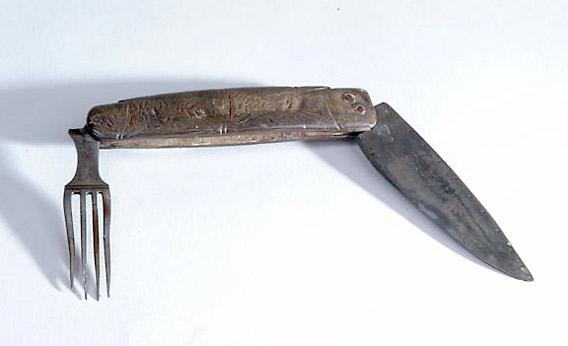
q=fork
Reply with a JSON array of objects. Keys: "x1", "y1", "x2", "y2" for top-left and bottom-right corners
[{"x1": 64, "y1": 129, "x2": 111, "y2": 300}]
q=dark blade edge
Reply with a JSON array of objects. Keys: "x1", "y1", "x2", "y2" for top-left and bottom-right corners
[{"x1": 357, "y1": 103, "x2": 532, "y2": 281}]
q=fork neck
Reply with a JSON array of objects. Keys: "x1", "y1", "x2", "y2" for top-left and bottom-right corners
[{"x1": 66, "y1": 128, "x2": 108, "y2": 188}]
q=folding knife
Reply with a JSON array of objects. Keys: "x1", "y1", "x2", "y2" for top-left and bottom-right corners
[{"x1": 64, "y1": 87, "x2": 532, "y2": 299}]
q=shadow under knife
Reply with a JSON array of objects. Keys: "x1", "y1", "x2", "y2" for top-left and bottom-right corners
[{"x1": 0, "y1": 147, "x2": 68, "y2": 291}]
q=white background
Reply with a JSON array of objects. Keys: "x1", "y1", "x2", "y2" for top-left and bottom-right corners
[{"x1": 1, "y1": 1, "x2": 567, "y2": 345}]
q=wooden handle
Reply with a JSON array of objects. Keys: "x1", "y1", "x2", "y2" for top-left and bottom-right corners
[{"x1": 86, "y1": 87, "x2": 377, "y2": 149}]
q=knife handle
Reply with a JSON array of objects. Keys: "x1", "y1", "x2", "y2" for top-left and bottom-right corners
[{"x1": 85, "y1": 87, "x2": 376, "y2": 149}]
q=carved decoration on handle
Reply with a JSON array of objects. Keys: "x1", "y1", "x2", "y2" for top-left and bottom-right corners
[{"x1": 86, "y1": 87, "x2": 376, "y2": 148}]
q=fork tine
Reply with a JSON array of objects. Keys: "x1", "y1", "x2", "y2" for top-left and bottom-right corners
[
  {"x1": 63, "y1": 190, "x2": 75, "y2": 289},
  {"x1": 80, "y1": 191, "x2": 88, "y2": 300},
  {"x1": 92, "y1": 192, "x2": 101, "y2": 300},
  {"x1": 102, "y1": 189, "x2": 111, "y2": 297}
]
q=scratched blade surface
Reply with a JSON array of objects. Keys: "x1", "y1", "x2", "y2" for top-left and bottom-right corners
[{"x1": 357, "y1": 103, "x2": 532, "y2": 281}]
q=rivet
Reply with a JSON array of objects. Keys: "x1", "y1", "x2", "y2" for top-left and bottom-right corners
[
  {"x1": 343, "y1": 93, "x2": 355, "y2": 102},
  {"x1": 355, "y1": 104, "x2": 366, "y2": 114}
]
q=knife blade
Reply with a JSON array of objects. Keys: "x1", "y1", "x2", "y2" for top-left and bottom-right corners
[{"x1": 357, "y1": 103, "x2": 532, "y2": 281}]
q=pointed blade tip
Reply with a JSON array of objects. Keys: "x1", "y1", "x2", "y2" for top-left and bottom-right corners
[
  {"x1": 509, "y1": 270, "x2": 533, "y2": 282},
  {"x1": 489, "y1": 255, "x2": 533, "y2": 282},
  {"x1": 514, "y1": 266, "x2": 534, "y2": 282}
]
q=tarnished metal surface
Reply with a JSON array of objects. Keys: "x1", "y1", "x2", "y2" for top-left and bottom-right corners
[
  {"x1": 63, "y1": 87, "x2": 533, "y2": 300},
  {"x1": 357, "y1": 103, "x2": 532, "y2": 281},
  {"x1": 64, "y1": 129, "x2": 111, "y2": 300},
  {"x1": 86, "y1": 87, "x2": 376, "y2": 148}
]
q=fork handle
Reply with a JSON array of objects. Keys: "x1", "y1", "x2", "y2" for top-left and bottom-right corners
[{"x1": 85, "y1": 87, "x2": 377, "y2": 149}]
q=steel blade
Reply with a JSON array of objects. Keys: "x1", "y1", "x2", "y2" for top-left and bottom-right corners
[{"x1": 357, "y1": 103, "x2": 532, "y2": 281}]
